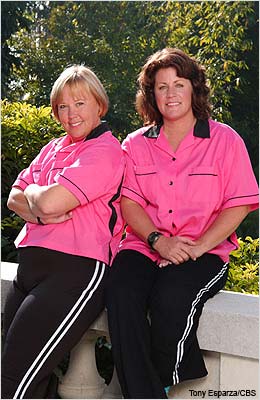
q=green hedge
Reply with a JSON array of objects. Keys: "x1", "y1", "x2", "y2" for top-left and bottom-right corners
[
  {"x1": 1, "y1": 100, "x2": 64, "y2": 196},
  {"x1": 1, "y1": 100, "x2": 64, "y2": 261},
  {"x1": 225, "y1": 236, "x2": 259, "y2": 295}
]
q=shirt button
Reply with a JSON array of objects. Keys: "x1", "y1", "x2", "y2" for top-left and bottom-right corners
[
  {"x1": 169, "y1": 181, "x2": 173, "y2": 185},
  {"x1": 169, "y1": 209, "x2": 173, "y2": 213},
  {"x1": 172, "y1": 157, "x2": 176, "y2": 161},
  {"x1": 170, "y1": 233, "x2": 173, "y2": 237}
]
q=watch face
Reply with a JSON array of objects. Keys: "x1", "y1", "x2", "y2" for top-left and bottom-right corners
[
  {"x1": 148, "y1": 231, "x2": 161, "y2": 248},
  {"x1": 148, "y1": 232, "x2": 156, "y2": 243}
]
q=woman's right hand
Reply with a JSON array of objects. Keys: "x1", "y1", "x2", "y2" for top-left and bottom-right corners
[{"x1": 153, "y1": 235, "x2": 195, "y2": 265}]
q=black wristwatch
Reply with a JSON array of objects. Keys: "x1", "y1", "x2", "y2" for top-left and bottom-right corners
[
  {"x1": 147, "y1": 231, "x2": 163, "y2": 249},
  {"x1": 37, "y1": 216, "x2": 45, "y2": 225}
]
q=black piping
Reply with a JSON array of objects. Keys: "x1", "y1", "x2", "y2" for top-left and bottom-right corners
[
  {"x1": 108, "y1": 176, "x2": 124, "y2": 264},
  {"x1": 58, "y1": 174, "x2": 89, "y2": 202}
]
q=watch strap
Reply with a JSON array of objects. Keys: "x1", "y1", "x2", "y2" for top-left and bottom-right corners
[
  {"x1": 147, "y1": 231, "x2": 162, "y2": 249},
  {"x1": 37, "y1": 216, "x2": 45, "y2": 225}
]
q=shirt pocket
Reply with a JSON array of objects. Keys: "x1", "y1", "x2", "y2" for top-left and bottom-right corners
[
  {"x1": 134, "y1": 165, "x2": 158, "y2": 202},
  {"x1": 31, "y1": 164, "x2": 42, "y2": 184},
  {"x1": 47, "y1": 161, "x2": 66, "y2": 185},
  {"x1": 186, "y1": 166, "x2": 220, "y2": 205}
]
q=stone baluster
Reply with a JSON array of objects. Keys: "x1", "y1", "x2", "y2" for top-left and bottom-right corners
[
  {"x1": 58, "y1": 330, "x2": 106, "y2": 399},
  {"x1": 103, "y1": 367, "x2": 122, "y2": 399}
]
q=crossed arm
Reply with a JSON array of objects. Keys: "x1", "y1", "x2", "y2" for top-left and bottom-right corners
[
  {"x1": 7, "y1": 183, "x2": 80, "y2": 224},
  {"x1": 121, "y1": 196, "x2": 250, "y2": 266}
]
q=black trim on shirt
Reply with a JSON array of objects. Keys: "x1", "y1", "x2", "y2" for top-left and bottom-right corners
[
  {"x1": 226, "y1": 194, "x2": 259, "y2": 202},
  {"x1": 108, "y1": 176, "x2": 124, "y2": 264},
  {"x1": 84, "y1": 121, "x2": 110, "y2": 141},
  {"x1": 122, "y1": 186, "x2": 147, "y2": 201},
  {"x1": 193, "y1": 119, "x2": 210, "y2": 138},
  {"x1": 108, "y1": 176, "x2": 124, "y2": 236},
  {"x1": 17, "y1": 178, "x2": 30, "y2": 186},
  {"x1": 58, "y1": 174, "x2": 89, "y2": 202},
  {"x1": 135, "y1": 172, "x2": 157, "y2": 176},
  {"x1": 50, "y1": 167, "x2": 63, "y2": 172},
  {"x1": 142, "y1": 125, "x2": 161, "y2": 138},
  {"x1": 143, "y1": 119, "x2": 210, "y2": 139},
  {"x1": 188, "y1": 173, "x2": 218, "y2": 177}
]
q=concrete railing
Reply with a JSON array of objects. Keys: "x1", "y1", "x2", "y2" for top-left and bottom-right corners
[{"x1": 1, "y1": 261, "x2": 259, "y2": 399}]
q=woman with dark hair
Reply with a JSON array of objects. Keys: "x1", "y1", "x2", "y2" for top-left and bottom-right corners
[{"x1": 106, "y1": 48, "x2": 258, "y2": 399}]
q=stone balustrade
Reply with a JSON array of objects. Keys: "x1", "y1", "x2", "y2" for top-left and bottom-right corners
[{"x1": 1, "y1": 261, "x2": 259, "y2": 399}]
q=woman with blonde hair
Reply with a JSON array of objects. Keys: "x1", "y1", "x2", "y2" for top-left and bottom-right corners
[{"x1": 2, "y1": 65, "x2": 125, "y2": 398}]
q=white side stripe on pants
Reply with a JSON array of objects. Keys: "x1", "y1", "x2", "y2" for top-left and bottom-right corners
[
  {"x1": 13, "y1": 260, "x2": 105, "y2": 399},
  {"x1": 172, "y1": 262, "x2": 229, "y2": 385}
]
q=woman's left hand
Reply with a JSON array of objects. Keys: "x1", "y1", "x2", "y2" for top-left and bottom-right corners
[
  {"x1": 185, "y1": 242, "x2": 206, "y2": 261},
  {"x1": 158, "y1": 242, "x2": 205, "y2": 267},
  {"x1": 39, "y1": 211, "x2": 73, "y2": 225}
]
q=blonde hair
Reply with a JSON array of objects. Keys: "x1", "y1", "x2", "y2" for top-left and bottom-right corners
[{"x1": 50, "y1": 65, "x2": 109, "y2": 121}]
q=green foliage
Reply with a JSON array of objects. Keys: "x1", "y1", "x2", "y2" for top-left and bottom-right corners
[
  {"x1": 225, "y1": 237, "x2": 259, "y2": 295},
  {"x1": 1, "y1": 1, "x2": 31, "y2": 97},
  {"x1": 1, "y1": 100, "x2": 64, "y2": 196},
  {"x1": 1, "y1": 100, "x2": 64, "y2": 261},
  {"x1": 228, "y1": 2, "x2": 259, "y2": 182},
  {"x1": 5, "y1": 1, "x2": 258, "y2": 141},
  {"x1": 236, "y1": 210, "x2": 259, "y2": 241},
  {"x1": 163, "y1": 1, "x2": 256, "y2": 122},
  {"x1": 1, "y1": 215, "x2": 24, "y2": 262}
]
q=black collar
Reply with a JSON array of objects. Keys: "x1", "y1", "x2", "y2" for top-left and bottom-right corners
[
  {"x1": 143, "y1": 119, "x2": 210, "y2": 138},
  {"x1": 194, "y1": 119, "x2": 210, "y2": 138},
  {"x1": 84, "y1": 121, "x2": 110, "y2": 141}
]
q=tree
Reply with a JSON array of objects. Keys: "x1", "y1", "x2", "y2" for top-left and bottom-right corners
[
  {"x1": 1, "y1": 1, "x2": 31, "y2": 97},
  {"x1": 162, "y1": 1, "x2": 256, "y2": 122},
  {"x1": 5, "y1": 2, "x2": 258, "y2": 138}
]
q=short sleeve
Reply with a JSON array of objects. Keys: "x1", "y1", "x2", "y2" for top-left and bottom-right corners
[
  {"x1": 12, "y1": 141, "x2": 55, "y2": 190},
  {"x1": 222, "y1": 135, "x2": 258, "y2": 211}
]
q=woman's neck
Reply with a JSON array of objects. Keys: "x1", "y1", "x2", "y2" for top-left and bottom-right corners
[
  {"x1": 163, "y1": 113, "x2": 196, "y2": 137},
  {"x1": 163, "y1": 115, "x2": 197, "y2": 152}
]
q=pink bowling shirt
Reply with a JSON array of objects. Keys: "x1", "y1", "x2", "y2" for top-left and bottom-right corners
[
  {"x1": 13, "y1": 122, "x2": 125, "y2": 265},
  {"x1": 120, "y1": 119, "x2": 259, "y2": 262}
]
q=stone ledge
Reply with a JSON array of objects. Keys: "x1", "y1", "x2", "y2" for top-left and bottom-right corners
[
  {"x1": 197, "y1": 291, "x2": 259, "y2": 359},
  {"x1": 1, "y1": 261, "x2": 259, "y2": 360}
]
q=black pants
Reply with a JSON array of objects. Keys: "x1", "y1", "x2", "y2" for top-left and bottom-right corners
[
  {"x1": 105, "y1": 250, "x2": 229, "y2": 399},
  {"x1": 2, "y1": 247, "x2": 109, "y2": 399}
]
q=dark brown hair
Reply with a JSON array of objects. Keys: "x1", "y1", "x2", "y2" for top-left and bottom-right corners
[{"x1": 136, "y1": 48, "x2": 211, "y2": 125}]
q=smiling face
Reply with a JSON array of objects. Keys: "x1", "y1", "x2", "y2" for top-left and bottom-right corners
[
  {"x1": 154, "y1": 67, "x2": 194, "y2": 124},
  {"x1": 57, "y1": 84, "x2": 101, "y2": 142}
]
